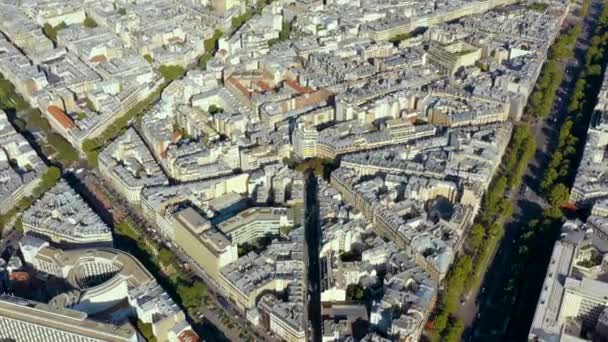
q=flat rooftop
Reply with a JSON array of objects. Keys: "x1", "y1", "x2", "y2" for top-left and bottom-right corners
[{"x1": 0, "y1": 295, "x2": 136, "y2": 341}]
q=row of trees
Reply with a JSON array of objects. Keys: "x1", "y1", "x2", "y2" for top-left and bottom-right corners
[
  {"x1": 462, "y1": 131, "x2": 527, "y2": 294},
  {"x1": 429, "y1": 126, "x2": 534, "y2": 341},
  {"x1": 113, "y1": 218, "x2": 206, "y2": 340},
  {"x1": 434, "y1": 4, "x2": 605, "y2": 338},
  {"x1": 82, "y1": 28, "x2": 223, "y2": 166},
  {"x1": 430, "y1": 255, "x2": 472, "y2": 341},
  {"x1": 526, "y1": 0, "x2": 592, "y2": 119},
  {"x1": 231, "y1": 10, "x2": 255, "y2": 30},
  {"x1": 527, "y1": 23, "x2": 581, "y2": 118},
  {"x1": 114, "y1": 219, "x2": 159, "y2": 255},
  {"x1": 0, "y1": 166, "x2": 61, "y2": 232},
  {"x1": 541, "y1": 7, "x2": 608, "y2": 203},
  {"x1": 158, "y1": 65, "x2": 186, "y2": 81},
  {"x1": 503, "y1": 125, "x2": 537, "y2": 189},
  {"x1": 82, "y1": 82, "x2": 167, "y2": 166},
  {"x1": 1, "y1": 75, "x2": 78, "y2": 165},
  {"x1": 113, "y1": 216, "x2": 255, "y2": 341},
  {"x1": 427, "y1": 6, "x2": 596, "y2": 327},
  {"x1": 231, "y1": 0, "x2": 275, "y2": 30},
  {"x1": 491, "y1": 4, "x2": 608, "y2": 340}
]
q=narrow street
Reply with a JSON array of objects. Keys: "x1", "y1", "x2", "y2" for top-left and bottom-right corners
[{"x1": 463, "y1": 0, "x2": 606, "y2": 340}]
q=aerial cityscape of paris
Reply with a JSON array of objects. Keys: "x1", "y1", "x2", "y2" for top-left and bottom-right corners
[{"x1": 0, "y1": 0, "x2": 607, "y2": 341}]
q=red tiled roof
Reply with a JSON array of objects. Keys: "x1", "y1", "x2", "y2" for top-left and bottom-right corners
[
  {"x1": 178, "y1": 329, "x2": 200, "y2": 342},
  {"x1": 294, "y1": 89, "x2": 331, "y2": 108},
  {"x1": 10, "y1": 272, "x2": 30, "y2": 282},
  {"x1": 257, "y1": 80, "x2": 271, "y2": 92},
  {"x1": 47, "y1": 105, "x2": 75, "y2": 129},
  {"x1": 227, "y1": 77, "x2": 251, "y2": 99},
  {"x1": 89, "y1": 55, "x2": 107, "y2": 64},
  {"x1": 285, "y1": 79, "x2": 313, "y2": 94}
]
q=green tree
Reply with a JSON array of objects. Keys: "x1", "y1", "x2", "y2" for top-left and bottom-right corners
[
  {"x1": 177, "y1": 279, "x2": 207, "y2": 309},
  {"x1": 47, "y1": 133, "x2": 78, "y2": 163},
  {"x1": 587, "y1": 64, "x2": 603, "y2": 76},
  {"x1": 346, "y1": 284, "x2": 365, "y2": 301},
  {"x1": 208, "y1": 104, "x2": 224, "y2": 114},
  {"x1": 42, "y1": 22, "x2": 67, "y2": 43},
  {"x1": 158, "y1": 248, "x2": 174, "y2": 267},
  {"x1": 83, "y1": 17, "x2": 98, "y2": 28},
  {"x1": 501, "y1": 200, "x2": 514, "y2": 218},
  {"x1": 468, "y1": 224, "x2": 485, "y2": 250},
  {"x1": 136, "y1": 320, "x2": 156, "y2": 342},
  {"x1": 269, "y1": 21, "x2": 292, "y2": 46},
  {"x1": 549, "y1": 183, "x2": 570, "y2": 207},
  {"x1": 541, "y1": 168, "x2": 559, "y2": 192},
  {"x1": 278, "y1": 21, "x2": 292, "y2": 41},
  {"x1": 198, "y1": 53, "x2": 212, "y2": 69},
  {"x1": 543, "y1": 206, "x2": 564, "y2": 220},
  {"x1": 204, "y1": 30, "x2": 224, "y2": 53},
  {"x1": 487, "y1": 223, "x2": 503, "y2": 239},
  {"x1": 158, "y1": 65, "x2": 185, "y2": 81},
  {"x1": 82, "y1": 138, "x2": 100, "y2": 152},
  {"x1": 42, "y1": 166, "x2": 61, "y2": 187},
  {"x1": 433, "y1": 312, "x2": 449, "y2": 331},
  {"x1": 232, "y1": 11, "x2": 254, "y2": 29},
  {"x1": 389, "y1": 33, "x2": 409, "y2": 45},
  {"x1": 443, "y1": 318, "x2": 465, "y2": 342},
  {"x1": 13, "y1": 215, "x2": 23, "y2": 233}
]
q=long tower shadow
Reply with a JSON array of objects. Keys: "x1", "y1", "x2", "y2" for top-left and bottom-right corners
[{"x1": 304, "y1": 172, "x2": 321, "y2": 342}]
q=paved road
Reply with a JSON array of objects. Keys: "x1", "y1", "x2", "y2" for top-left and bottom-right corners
[
  {"x1": 171, "y1": 245, "x2": 281, "y2": 342},
  {"x1": 461, "y1": 0, "x2": 605, "y2": 340},
  {"x1": 72, "y1": 169, "x2": 278, "y2": 342}
]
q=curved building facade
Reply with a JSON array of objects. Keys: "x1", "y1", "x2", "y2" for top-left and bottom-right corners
[{"x1": 19, "y1": 236, "x2": 196, "y2": 342}]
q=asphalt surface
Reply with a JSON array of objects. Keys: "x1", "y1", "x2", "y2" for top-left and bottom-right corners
[
  {"x1": 70, "y1": 169, "x2": 278, "y2": 342},
  {"x1": 461, "y1": 0, "x2": 605, "y2": 340}
]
